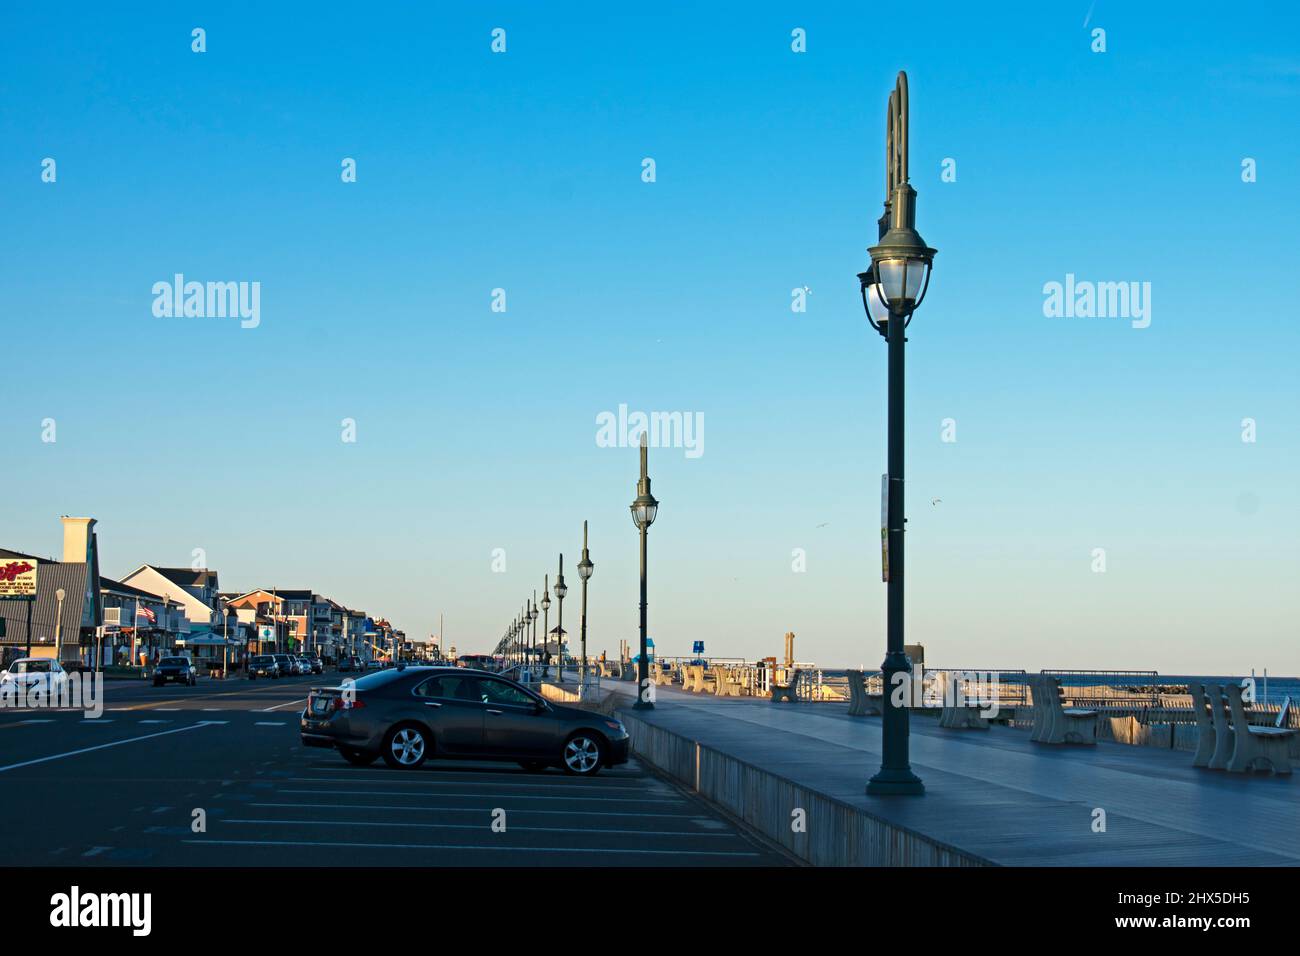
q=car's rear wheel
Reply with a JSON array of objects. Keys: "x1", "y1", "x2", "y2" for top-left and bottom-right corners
[
  {"x1": 339, "y1": 746, "x2": 377, "y2": 766},
  {"x1": 561, "y1": 733, "x2": 604, "y2": 775},
  {"x1": 518, "y1": 760, "x2": 548, "y2": 773},
  {"x1": 382, "y1": 724, "x2": 429, "y2": 769}
]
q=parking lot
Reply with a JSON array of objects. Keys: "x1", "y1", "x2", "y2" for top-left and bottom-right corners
[{"x1": 0, "y1": 675, "x2": 789, "y2": 866}]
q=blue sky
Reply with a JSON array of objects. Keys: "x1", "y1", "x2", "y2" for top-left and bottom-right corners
[{"x1": 2, "y1": 2, "x2": 1297, "y2": 672}]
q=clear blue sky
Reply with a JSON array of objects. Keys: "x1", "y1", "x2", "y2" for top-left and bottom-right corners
[{"x1": 2, "y1": 2, "x2": 1297, "y2": 672}]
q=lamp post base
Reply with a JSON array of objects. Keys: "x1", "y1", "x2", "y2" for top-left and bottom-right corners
[
  {"x1": 633, "y1": 699, "x2": 654, "y2": 710},
  {"x1": 866, "y1": 768, "x2": 925, "y2": 796}
]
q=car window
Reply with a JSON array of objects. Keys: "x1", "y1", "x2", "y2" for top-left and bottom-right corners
[
  {"x1": 22, "y1": 661, "x2": 51, "y2": 674},
  {"x1": 415, "y1": 674, "x2": 481, "y2": 701},
  {"x1": 479, "y1": 678, "x2": 535, "y2": 707}
]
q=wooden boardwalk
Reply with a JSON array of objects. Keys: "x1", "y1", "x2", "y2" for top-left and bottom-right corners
[{"x1": 604, "y1": 681, "x2": 1300, "y2": 865}]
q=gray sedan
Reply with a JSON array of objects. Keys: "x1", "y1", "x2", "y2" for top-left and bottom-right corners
[{"x1": 300, "y1": 666, "x2": 630, "y2": 775}]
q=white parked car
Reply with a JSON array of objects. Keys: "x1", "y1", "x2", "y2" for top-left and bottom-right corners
[{"x1": 0, "y1": 658, "x2": 70, "y2": 694}]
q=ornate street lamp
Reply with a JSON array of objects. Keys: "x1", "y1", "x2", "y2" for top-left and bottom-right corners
[
  {"x1": 553, "y1": 557, "x2": 568, "y2": 680},
  {"x1": 858, "y1": 71, "x2": 935, "y2": 797},
  {"x1": 629, "y1": 435, "x2": 658, "y2": 709},
  {"x1": 530, "y1": 594, "x2": 539, "y2": 669},
  {"x1": 540, "y1": 575, "x2": 551, "y2": 677},
  {"x1": 577, "y1": 521, "x2": 594, "y2": 685}
]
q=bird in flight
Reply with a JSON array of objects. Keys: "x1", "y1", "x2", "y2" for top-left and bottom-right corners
[{"x1": 930, "y1": 498, "x2": 942, "y2": 506}]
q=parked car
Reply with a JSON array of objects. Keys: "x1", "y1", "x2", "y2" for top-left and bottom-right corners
[
  {"x1": 304, "y1": 657, "x2": 324, "y2": 675},
  {"x1": 248, "y1": 655, "x2": 280, "y2": 680},
  {"x1": 274, "y1": 654, "x2": 300, "y2": 676},
  {"x1": 0, "y1": 658, "x2": 69, "y2": 695},
  {"x1": 300, "y1": 666, "x2": 630, "y2": 775},
  {"x1": 336, "y1": 656, "x2": 363, "y2": 673},
  {"x1": 364, "y1": 660, "x2": 385, "y2": 671},
  {"x1": 153, "y1": 655, "x2": 197, "y2": 687}
]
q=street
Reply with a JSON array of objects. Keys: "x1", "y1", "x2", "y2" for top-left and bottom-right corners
[{"x1": 0, "y1": 675, "x2": 789, "y2": 866}]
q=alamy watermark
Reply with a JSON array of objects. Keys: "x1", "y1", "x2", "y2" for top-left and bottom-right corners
[
  {"x1": 596, "y1": 403, "x2": 704, "y2": 459},
  {"x1": 0, "y1": 670, "x2": 104, "y2": 718},
  {"x1": 1042, "y1": 273, "x2": 1150, "y2": 329},
  {"x1": 152, "y1": 274, "x2": 260, "y2": 329}
]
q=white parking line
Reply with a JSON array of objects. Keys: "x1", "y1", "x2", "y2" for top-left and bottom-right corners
[
  {"x1": 259, "y1": 698, "x2": 307, "y2": 712},
  {"x1": 182, "y1": 838, "x2": 759, "y2": 857},
  {"x1": 225, "y1": 818, "x2": 738, "y2": 838},
  {"x1": 252, "y1": 801, "x2": 708, "y2": 819},
  {"x1": 254, "y1": 721, "x2": 288, "y2": 727},
  {"x1": 0, "y1": 723, "x2": 215, "y2": 774},
  {"x1": 138, "y1": 720, "x2": 171, "y2": 725},
  {"x1": 286, "y1": 776, "x2": 653, "y2": 792},
  {"x1": 20, "y1": 719, "x2": 55, "y2": 724},
  {"x1": 276, "y1": 788, "x2": 685, "y2": 803}
]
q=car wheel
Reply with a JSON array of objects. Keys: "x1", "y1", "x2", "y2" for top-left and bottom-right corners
[
  {"x1": 382, "y1": 724, "x2": 429, "y2": 769},
  {"x1": 518, "y1": 760, "x2": 548, "y2": 773},
  {"x1": 561, "y1": 733, "x2": 604, "y2": 775},
  {"x1": 339, "y1": 747, "x2": 378, "y2": 767}
]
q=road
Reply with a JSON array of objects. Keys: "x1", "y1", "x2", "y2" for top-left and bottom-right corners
[{"x1": 0, "y1": 674, "x2": 789, "y2": 866}]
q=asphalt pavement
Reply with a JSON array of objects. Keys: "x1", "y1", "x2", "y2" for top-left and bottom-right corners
[{"x1": 0, "y1": 674, "x2": 790, "y2": 866}]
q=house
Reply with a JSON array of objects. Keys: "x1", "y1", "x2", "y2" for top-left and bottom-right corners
[
  {"x1": 100, "y1": 577, "x2": 186, "y2": 666},
  {"x1": 223, "y1": 590, "x2": 291, "y2": 655},
  {"x1": 118, "y1": 566, "x2": 221, "y2": 627},
  {"x1": 0, "y1": 516, "x2": 103, "y2": 667}
]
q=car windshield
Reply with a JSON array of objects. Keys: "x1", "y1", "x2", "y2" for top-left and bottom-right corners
[
  {"x1": 160, "y1": 658, "x2": 188, "y2": 666},
  {"x1": 253, "y1": 656, "x2": 274, "y2": 665},
  {"x1": 14, "y1": 661, "x2": 51, "y2": 674}
]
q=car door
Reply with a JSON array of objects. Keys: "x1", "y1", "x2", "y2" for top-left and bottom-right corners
[
  {"x1": 411, "y1": 674, "x2": 486, "y2": 755},
  {"x1": 477, "y1": 677, "x2": 559, "y2": 757}
]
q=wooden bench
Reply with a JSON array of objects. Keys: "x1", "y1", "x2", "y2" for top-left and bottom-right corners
[
  {"x1": 653, "y1": 664, "x2": 674, "y2": 686},
  {"x1": 1224, "y1": 683, "x2": 1293, "y2": 774},
  {"x1": 1187, "y1": 681, "x2": 1217, "y2": 767},
  {"x1": 1029, "y1": 674, "x2": 1097, "y2": 745},
  {"x1": 714, "y1": 667, "x2": 742, "y2": 697},
  {"x1": 770, "y1": 669, "x2": 801, "y2": 703},
  {"x1": 938, "y1": 672, "x2": 990, "y2": 730},
  {"x1": 846, "y1": 668, "x2": 869, "y2": 716}
]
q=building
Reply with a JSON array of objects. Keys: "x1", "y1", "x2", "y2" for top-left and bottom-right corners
[
  {"x1": 118, "y1": 565, "x2": 221, "y2": 627},
  {"x1": 0, "y1": 516, "x2": 103, "y2": 667},
  {"x1": 100, "y1": 577, "x2": 187, "y2": 666}
]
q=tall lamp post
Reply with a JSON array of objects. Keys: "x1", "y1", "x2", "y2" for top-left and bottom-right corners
[
  {"x1": 553, "y1": 557, "x2": 567, "y2": 681},
  {"x1": 540, "y1": 576, "x2": 550, "y2": 677},
  {"x1": 529, "y1": 594, "x2": 539, "y2": 672},
  {"x1": 577, "y1": 521, "x2": 594, "y2": 686},
  {"x1": 859, "y1": 71, "x2": 936, "y2": 797},
  {"x1": 54, "y1": 588, "x2": 67, "y2": 663},
  {"x1": 629, "y1": 436, "x2": 658, "y2": 709}
]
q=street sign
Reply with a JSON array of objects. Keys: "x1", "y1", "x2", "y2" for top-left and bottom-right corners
[
  {"x1": 692, "y1": 640, "x2": 704, "y2": 654},
  {"x1": 0, "y1": 557, "x2": 38, "y2": 599}
]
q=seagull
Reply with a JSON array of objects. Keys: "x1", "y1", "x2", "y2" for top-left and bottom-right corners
[
  {"x1": 930, "y1": 498, "x2": 942, "y2": 506},
  {"x1": 815, "y1": 522, "x2": 830, "y2": 528}
]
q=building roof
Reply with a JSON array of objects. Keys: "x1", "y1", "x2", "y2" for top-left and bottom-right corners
[
  {"x1": 0, "y1": 560, "x2": 92, "y2": 646},
  {"x1": 101, "y1": 576, "x2": 180, "y2": 604},
  {"x1": 151, "y1": 567, "x2": 219, "y2": 589}
]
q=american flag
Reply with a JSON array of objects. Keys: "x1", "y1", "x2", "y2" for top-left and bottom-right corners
[{"x1": 136, "y1": 605, "x2": 157, "y2": 624}]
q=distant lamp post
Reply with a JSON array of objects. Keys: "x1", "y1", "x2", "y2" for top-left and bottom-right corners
[
  {"x1": 553, "y1": 557, "x2": 568, "y2": 680},
  {"x1": 540, "y1": 576, "x2": 551, "y2": 676},
  {"x1": 629, "y1": 436, "x2": 659, "y2": 709},
  {"x1": 529, "y1": 594, "x2": 539, "y2": 670},
  {"x1": 54, "y1": 588, "x2": 67, "y2": 662},
  {"x1": 577, "y1": 521, "x2": 594, "y2": 685},
  {"x1": 858, "y1": 71, "x2": 936, "y2": 797}
]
